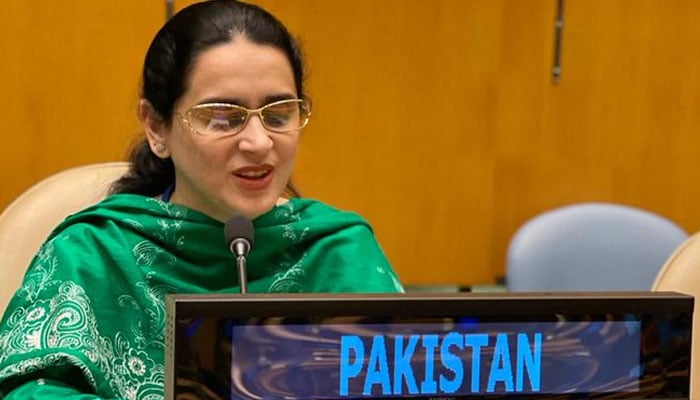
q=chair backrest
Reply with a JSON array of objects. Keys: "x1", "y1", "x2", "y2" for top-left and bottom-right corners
[
  {"x1": 0, "y1": 162, "x2": 130, "y2": 312},
  {"x1": 652, "y1": 232, "x2": 700, "y2": 400},
  {"x1": 506, "y1": 202, "x2": 688, "y2": 292}
]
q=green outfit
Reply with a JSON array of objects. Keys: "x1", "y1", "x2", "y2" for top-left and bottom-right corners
[{"x1": 0, "y1": 194, "x2": 403, "y2": 399}]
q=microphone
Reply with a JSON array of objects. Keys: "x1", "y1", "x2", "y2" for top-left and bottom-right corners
[{"x1": 224, "y1": 215, "x2": 254, "y2": 294}]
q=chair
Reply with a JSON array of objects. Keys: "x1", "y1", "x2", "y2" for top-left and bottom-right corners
[
  {"x1": 652, "y1": 232, "x2": 700, "y2": 400},
  {"x1": 506, "y1": 202, "x2": 688, "y2": 292},
  {"x1": 0, "y1": 161, "x2": 130, "y2": 313}
]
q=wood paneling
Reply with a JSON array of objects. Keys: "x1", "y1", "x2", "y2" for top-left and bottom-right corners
[
  {"x1": 2, "y1": 1, "x2": 700, "y2": 288},
  {"x1": 0, "y1": 1, "x2": 163, "y2": 204}
]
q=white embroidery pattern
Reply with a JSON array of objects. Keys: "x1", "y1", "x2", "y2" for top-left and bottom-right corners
[
  {"x1": 0, "y1": 201, "x2": 187, "y2": 399},
  {"x1": 0, "y1": 278, "x2": 166, "y2": 399},
  {"x1": 268, "y1": 201, "x2": 310, "y2": 293},
  {"x1": 15, "y1": 241, "x2": 62, "y2": 304},
  {"x1": 129, "y1": 199, "x2": 186, "y2": 269}
]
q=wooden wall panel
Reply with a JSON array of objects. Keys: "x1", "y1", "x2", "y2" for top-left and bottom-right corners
[
  {"x1": 3, "y1": 0, "x2": 700, "y2": 288},
  {"x1": 491, "y1": 0, "x2": 700, "y2": 282},
  {"x1": 0, "y1": 1, "x2": 163, "y2": 206}
]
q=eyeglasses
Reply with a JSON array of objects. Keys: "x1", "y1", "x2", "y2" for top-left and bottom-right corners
[{"x1": 177, "y1": 99, "x2": 311, "y2": 137}]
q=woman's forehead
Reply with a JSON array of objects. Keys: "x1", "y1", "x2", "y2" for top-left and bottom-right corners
[{"x1": 183, "y1": 39, "x2": 296, "y2": 105}]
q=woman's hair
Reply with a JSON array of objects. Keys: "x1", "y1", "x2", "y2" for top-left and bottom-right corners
[{"x1": 111, "y1": 0, "x2": 305, "y2": 197}]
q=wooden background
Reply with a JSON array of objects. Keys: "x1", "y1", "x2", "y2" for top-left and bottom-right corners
[{"x1": 1, "y1": 0, "x2": 699, "y2": 287}]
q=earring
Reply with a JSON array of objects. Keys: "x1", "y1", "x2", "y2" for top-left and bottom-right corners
[{"x1": 155, "y1": 143, "x2": 166, "y2": 154}]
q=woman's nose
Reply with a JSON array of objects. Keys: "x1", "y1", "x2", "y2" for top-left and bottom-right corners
[{"x1": 237, "y1": 115, "x2": 273, "y2": 154}]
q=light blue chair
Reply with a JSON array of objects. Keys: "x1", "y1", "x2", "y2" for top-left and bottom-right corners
[{"x1": 506, "y1": 202, "x2": 688, "y2": 292}]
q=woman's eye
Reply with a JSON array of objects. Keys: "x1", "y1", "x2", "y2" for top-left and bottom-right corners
[
  {"x1": 265, "y1": 113, "x2": 290, "y2": 128},
  {"x1": 206, "y1": 118, "x2": 232, "y2": 132}
]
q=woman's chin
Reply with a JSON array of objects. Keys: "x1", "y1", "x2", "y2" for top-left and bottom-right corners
[{"x1": 228, "y1": 198, "x2": 279, "y2": 220}]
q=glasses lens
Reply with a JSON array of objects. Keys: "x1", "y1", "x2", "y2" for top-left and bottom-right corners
[
  {"x1": 187, "y1": 105, "x2": 248, "y2": 136},
  {"x1": 261, "y1": 100, "x2": 309, "y2": 132}
]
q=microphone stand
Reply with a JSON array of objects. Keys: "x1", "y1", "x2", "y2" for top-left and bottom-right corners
[
  {"x1": 231, "y1": 238, "x2": 250, "y2": 294},
  {"x1": 236, "y1": 254, "x2": 248, "y2": 294}
]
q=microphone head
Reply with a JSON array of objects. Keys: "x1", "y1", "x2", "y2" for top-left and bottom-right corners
[{"x1": 224, "y1": 214, "x2": 255, "y2": 252}]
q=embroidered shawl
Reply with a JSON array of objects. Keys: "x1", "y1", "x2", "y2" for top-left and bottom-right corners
[{"x1": 0, "y1": 194, "x2": 403, "y2": 399}]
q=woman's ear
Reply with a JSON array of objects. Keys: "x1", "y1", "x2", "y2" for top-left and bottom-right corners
[{"x1": 139, "y1": 99, "x2": 170, "y2": 158}]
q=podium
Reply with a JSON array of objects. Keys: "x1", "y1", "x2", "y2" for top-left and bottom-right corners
[{"x1": 165, "y1": 292, "x2": 692, "y2": 399}]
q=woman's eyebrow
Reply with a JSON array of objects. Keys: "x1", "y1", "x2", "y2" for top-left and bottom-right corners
[
  {"x1": 197, "y1": 97, "x2": 244, "y2": 105},
  {"x1": 262, "y1": 93, "x2": 297, "y2": 104}
]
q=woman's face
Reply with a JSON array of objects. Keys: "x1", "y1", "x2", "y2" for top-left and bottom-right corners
[{"x1": 148, "y1": 37, "x2": 300, "y2": 221}]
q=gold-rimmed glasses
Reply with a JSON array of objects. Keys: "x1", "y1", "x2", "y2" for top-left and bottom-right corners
[{"x1": 177, "y1": 98, "x2": 311, "y2": 137}]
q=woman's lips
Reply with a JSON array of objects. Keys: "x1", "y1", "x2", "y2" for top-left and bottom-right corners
[{"x1": 233, "y1": 165, "x2": 273, "y2": 191}]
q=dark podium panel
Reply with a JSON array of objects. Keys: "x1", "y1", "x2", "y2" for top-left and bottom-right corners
[{"x1": 165, "y1": 292, "x2": 692, "y2": 399}]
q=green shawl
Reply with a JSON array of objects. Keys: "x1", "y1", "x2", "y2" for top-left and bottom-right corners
[{"x1": 0, "y1": 194, "x2": 403, "y2": 399}]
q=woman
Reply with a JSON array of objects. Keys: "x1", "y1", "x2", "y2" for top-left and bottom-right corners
[{"x1": 0, "y1": 1, "x2": 403, "y2": 398}]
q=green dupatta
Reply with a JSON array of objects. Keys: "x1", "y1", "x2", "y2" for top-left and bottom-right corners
[{"x1": 0, "y1": 194, "x2": 403, "y2": 399}]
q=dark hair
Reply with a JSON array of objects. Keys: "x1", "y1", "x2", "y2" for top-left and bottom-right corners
[{"x1": 111, "y1": 0, "x2": 305, "y2": 196}]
